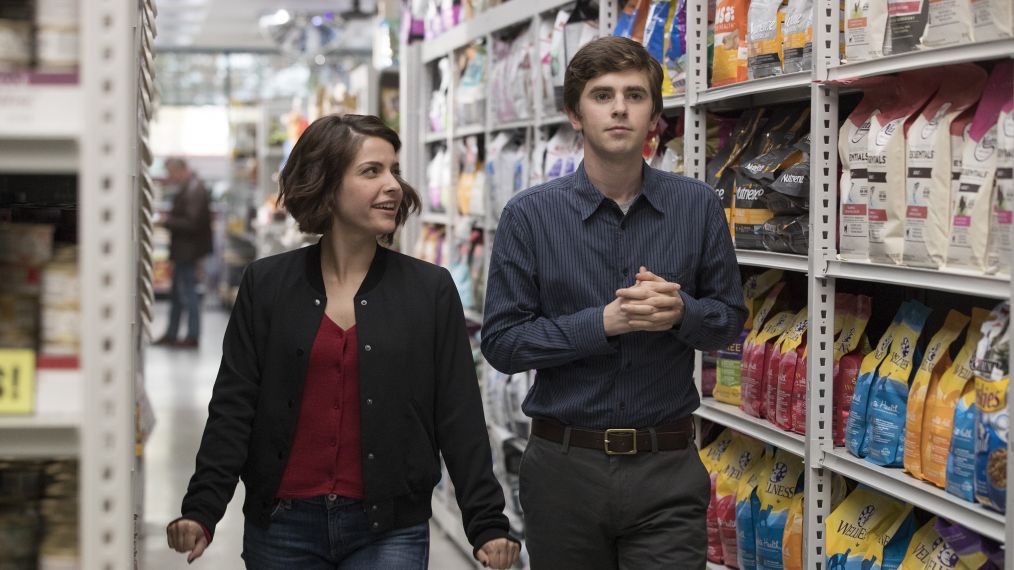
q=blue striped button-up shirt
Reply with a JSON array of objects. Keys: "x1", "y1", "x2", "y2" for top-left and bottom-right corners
[{"x1": 481, "y1": 162, "x2": 747, "y2": 429}]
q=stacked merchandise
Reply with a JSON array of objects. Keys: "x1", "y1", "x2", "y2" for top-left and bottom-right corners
[
  {"x1": 489, "y1": 26, "x2": 535, "y2": 124},
  {"x1": 844, "y1": 299, "x2": 1010, "y2": 513},
  {"x1": 0, "y1": 0, "x2": 79, "y2": 74},
  {"x1": 615, "y1": 0, "x2": 689, "y2": 95},
  {"x1": 448, "y1": 225, "x2": 485, "y2": 315},
  {"x1": 705, "y1": 105, "x2": 811, "y2": 252},
  {"x1": 536, "y1": 4, "x2": 600, "y2": 114},
  {"x1": 0, "y1": 460, "x2": 79, "y2": 569},
  {"x1": 840, "y1": 62, "x2": 1014, "y2": 277},
  {"x1": 455, "y1": 43, "x2": 487, "y2": 128},
  {"x1": 489, "y1": 125, "x2": 584, "y2": 220},
  {"x1": 844, "y1": 0, "x2": 1012, "y2": 63},
  {"x1": 425, "y1": 145, "x2": 453, "y2": 214},
  {"x1": 413, "y1": 223, "x2": 451, "y2": 267},
  {"x1": 428, "y1": 57, "x2": 452, "y2": 136},
  {"x1": 0, "y1": 190, "x2": 80, "y2": 364}
]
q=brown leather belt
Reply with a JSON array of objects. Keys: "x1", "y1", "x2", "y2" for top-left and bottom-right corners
[{"x1": 531, "y1": 417, "x2": 695, "y2": 455}]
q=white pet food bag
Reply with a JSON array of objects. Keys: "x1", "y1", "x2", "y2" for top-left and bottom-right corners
[
  {"x1": 922, "y1": 0, "x2": 974, "y2": 47},
  {"x1": 867, "y1": 70, "x2": 941, "y2": 266},
  {"x1": 985, "y1": 99, "x2": 1014, "y2": 275},
  {"x1": 903, "y1": 64, "x2": 987, "y2": 269},
  {"x1": 845, "y1": 0, "x2": 889, "y2": 62},
  {"x1": 840, "y1": 77, "x2": 899, "y2": 261},
  {"x1": 948, "y1": 62, "x2": 1013, "y2": 272}
]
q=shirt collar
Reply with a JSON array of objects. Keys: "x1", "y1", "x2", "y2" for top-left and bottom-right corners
[{"x1": 574, "y1": 161, "x2": 665, "y2": 221}]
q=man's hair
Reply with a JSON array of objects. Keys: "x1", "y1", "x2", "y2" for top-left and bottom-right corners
[
  {"x1": 278, "y1": 114, "x2": 421, "y2": 244},
  {"x1": 564, "y1": 36, "x2": 664, "y2": 119},
  {"x1": 165, "y1": 157, "x2": 188, "y2": 171}
]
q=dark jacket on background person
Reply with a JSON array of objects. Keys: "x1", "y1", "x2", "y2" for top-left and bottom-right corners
[
  {"x1": 164, "y1": 175, "x2": 213, "y2": 262},
  {"x1": 180, "y1": 241, "x2": 513, "y2": 552}
]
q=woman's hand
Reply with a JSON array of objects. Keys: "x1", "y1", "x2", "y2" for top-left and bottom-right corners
[
  {"x1": 476, "y1": 537, "x2": 521, "y2": 569},
  {"x1": 167, "y1": 518, "x2": 209, "y2": 563}
]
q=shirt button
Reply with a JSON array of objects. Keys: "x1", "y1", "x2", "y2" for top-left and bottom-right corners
[
  {"x1": 328, "y1": 494, "x2": 337, "y2": 501},
  {"x1": 366, "y1": 398, "x2": 373, "y2": 406},
  {"x1": 368, "y1": 453, "x2": 375, "y2": 460},
  {"x1": 360, "y1": 300, "x2": 368, "y2": 306},
  {"x1": 372, "y1": 522, "x2": 380, "y2": 529},
  {"x1": 314, "y1": 299, "x2": 321, "y2": 306},
  {"x1": 365, "y1": 344, "x2": 372, "y2": 352},
  {"x1": 622, "y1": 268, "x2": 629, "y2": 276},
  {"x1": 371, "y1": 505, "x2": 378, "y2": 511}
]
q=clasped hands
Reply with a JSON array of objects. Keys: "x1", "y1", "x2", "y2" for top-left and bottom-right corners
[{"x1": 604, "y1": 267, "x2": 685, "y2": 336}]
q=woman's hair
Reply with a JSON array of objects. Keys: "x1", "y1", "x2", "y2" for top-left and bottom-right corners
[
  {"x1": 564, "y1": 36, "x2": 664, "y2": 119},
  {"x1": 278, "y1": 114, "x2": 421, "y2": 243}
]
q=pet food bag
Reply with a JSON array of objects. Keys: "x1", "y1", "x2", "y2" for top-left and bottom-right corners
[
  {"x1": 935, "y1": 518, "x2": 1005, "y2": 570},
  {"x1": 715, "y1": 330, "x2": 751, "y2": 406},
  {"x1": 903, "y1": 64, "x2": 988, "y2": 269},
  {"x1": 718, "y1": 435, "x2": 767, "y2": 567},
  {"x1": 845, "y1": 302, "x2": 908, "y2": 457},
  {"x1": 922, "y1": 307, "x2": 990, "y2": 488},
  {"x1": 782, "y1": 0, "x2": 814, "y2": 73},
  {"x1": 973, "y1": 301, "x2": 1010, "y2": 512},
  {"x1": 985, "y1": 100, "x2": 1014, "y2": 275},
  {"x1": 948, "y1": 62, "x2": 1013, "y2": 272},
  {"x1": 845, "y1": 0, "x2": 889, "y2": 61},
  {"x1": 826, "y1": 486, "x2": 915, "y2": 570},
  {"x1": 866, "y1": 300, "x2": 933, "y2": 467},
  {"x1": 766, "y1": 310, "x2": 809, "y2": 422},
  {"x1": 713, "y1": 0, "x2": 750, "y2": 86},
  {"x1": 922, "y1": 0, "x2": 974, "y2": 47},
  {"x1": 775, "y1": 308, "x2": 809, "y2": 430},
  {"x1": 840, "y1": 78, "x2": 899, "y2": 260},
  {"x1": 743, "y1": 270, "x2": 785, "y2": 330},
  {"x1": 663, "y1": 0, "x2": 688, "y2": 95},
  {"x1": 867, "y1": 69, "x2": 942, "y2": 266},
  {"x1": 899, "y1": 517, "x2": 964, "y2": 570},
  {"x1": 743, "y1": 310, "x2": 795, "y2": 418},
  {"x1": 703, "y1": 429, "x2": 737, "y2": 562},
  {"x1": 946, "y1": 383, "x2": 977, "y2": 502},
  {"x1": 834, "y1": 295, "x2": 873, "y2": 446},
  {"x1": 747, "y1": 0, "x2": 785, "y2": 79},
  {"x1": 884, "y1": 0, "x2": 930, "y2": 55},
  {"x1": 737, "y1": 451, "x2": 773, "y2": 570},
  {"x1": 782, "y1": 492, "x2": 805, "y2": 570},
  {"x1": 972, "y1": 0, "x2": 1013, "y2": 42},
  {"x1": 755, "y1": 449, "x2": 805, "y2": 569},
  {"x1": 790, "y1": 295, "x2": 857, "y2": 435},
  {"x1": 903, "y1": 309, "x2": 970, "y2": 479}
]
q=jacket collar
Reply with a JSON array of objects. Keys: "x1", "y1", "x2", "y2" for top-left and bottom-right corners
[{"x1": 305, "y1": 239, "x2": 389, "y2": 297}]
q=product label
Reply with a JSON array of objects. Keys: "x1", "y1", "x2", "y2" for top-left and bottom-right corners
[
  {"x1": 841, "y1": 119, "x2": 874, "y2": 259},
  {"x1": 948, "y1": 126, "x2": 1000, "y2": 269},
  {"x1": 923, "y1": 0, "x2": 973, "y2": 47},
  {"x1": 903, "y1": 104, "x2": 952, "y2": 267}
]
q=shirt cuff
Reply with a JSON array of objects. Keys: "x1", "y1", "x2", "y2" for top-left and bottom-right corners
[
  {"x1": 672, "y1": 290, "x2": 703, "y2": 344},
  {"x1": 569, "y1": 306, "x2": 614, "y2": 357},
  {"x1": 168, "y1": 516, "x2": 213, "y2": 546}
]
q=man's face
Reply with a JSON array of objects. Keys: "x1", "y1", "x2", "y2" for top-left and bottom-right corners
[
  {"x1": 166, "y1": 163, "x2": 188, "y2": 184},
  {"x1": 567, "y1": 69, "x2": 659, "y2": 161}
]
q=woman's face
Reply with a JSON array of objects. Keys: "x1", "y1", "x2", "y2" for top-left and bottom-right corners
[{"x1": 333, "y1": 136, "x2": 403, "y2": 238}]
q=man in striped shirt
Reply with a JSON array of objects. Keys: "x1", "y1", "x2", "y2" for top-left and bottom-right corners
[{"x1": 481, "y1": 36, "x2": 747, "y2": 569}]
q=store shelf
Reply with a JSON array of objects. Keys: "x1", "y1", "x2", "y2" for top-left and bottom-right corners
[
  {"x1": 662, "y1": 94, "x2": 687, "y2": 111},
  {"x1": 421, "y1": 0, "x2": 576, "y2": 62},
  {"x1": 539, "y1": 113, "x2": 570, "y2": 127},
  {"x1": 826, "y1": 260, "x2": 1010, "y2": 299},
  {"x1": 0, "y1": 368, "x2": 82, "y2": 458},
  {"x1": 0, "y1": 139, "x2": 77, "y2": 173},
  {"x1": 736, "y1": 250, "x2": 809, "y2": 273},
  {"x1": 454, "y1": 124, "x2": 486, "y2": 138},
  {"x1": 821, "y1": 448, "x2": 1005, "y2": 543},
  {"x1": 430, "y1": 495, "x2": 475, "y2": 557},
  {"x1": 694, "y1": 398, "x2": 805, "y2": 458},
  {"x1": 826, "y1": 39, "x2": 1014, "y2": 82},
  {"x1": 420, "y1": 212, "x2": 451, "y2": 225},
  {"x1": 424, "y1": 131, "x2": 448, "y2": 144},
  {"x1": 491, "y1": 118, "x2": 534, "y2": 133},
  {"x1": 0, "y1": 73, "x2": 82, "y2": 140},
  {"x1": 696, "y1": 72, "x2": 811, "y2": 105}
]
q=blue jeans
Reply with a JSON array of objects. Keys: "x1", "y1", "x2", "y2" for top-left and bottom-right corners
[
  {"x1": 242, "y1": 495, "x2": 430, "y2": 569},
  {"x1": 165, "y1": 260, "x2": 200, "y2": 341}
]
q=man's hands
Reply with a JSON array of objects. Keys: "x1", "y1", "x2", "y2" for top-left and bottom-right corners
[
  {"x1": 476, "y1": 537, "x2": 521, "y2": 569},
  {"x1": 167, "y1": 518, "x2": 209, "y2": 563},
  {"x1": 604, "y1": 267, "x2": 685, "y2": 336}
]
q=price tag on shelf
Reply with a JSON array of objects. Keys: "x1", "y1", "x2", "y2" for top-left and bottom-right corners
[{"x1": 0, "y1": 349, "x2": 36, "y2": 414}]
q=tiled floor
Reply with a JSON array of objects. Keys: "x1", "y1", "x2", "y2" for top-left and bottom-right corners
[{"x1": 141, "y1": 300, "x2": 477, "y2": 569}]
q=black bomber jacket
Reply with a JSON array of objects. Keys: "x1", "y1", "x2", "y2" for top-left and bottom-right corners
[{"x1": 180, "y1": 241, "x2": 514, "y2": 553}]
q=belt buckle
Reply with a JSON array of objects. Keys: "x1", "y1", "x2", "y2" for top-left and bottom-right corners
[{"x1": 604, "y1": 428, "x2": 638, "y2": 455}]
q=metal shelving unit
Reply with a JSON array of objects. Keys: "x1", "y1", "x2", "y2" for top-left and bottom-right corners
[
  {"x1": 405, "y1": 0, "x2": 1014, "y2": 567},
  {"x1": 0, "y1": 1, "x2": 149, "y2": 567}
]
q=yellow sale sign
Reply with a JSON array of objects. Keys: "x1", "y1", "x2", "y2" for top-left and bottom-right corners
[{"x1": 0, "y1": 350, "x2": 35, "y2": 414}]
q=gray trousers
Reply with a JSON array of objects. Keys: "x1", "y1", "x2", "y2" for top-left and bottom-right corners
[{"x1": 519, "y1": 434, "x2": 710, "y2": 570}]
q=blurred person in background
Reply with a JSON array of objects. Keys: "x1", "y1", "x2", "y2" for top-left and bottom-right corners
[
  {"x1": 154, "y1": 157, "x2": 213, "y2": 349},
  {"x1": 166, "y1": 114, "x2": 520, "y2": 569}
]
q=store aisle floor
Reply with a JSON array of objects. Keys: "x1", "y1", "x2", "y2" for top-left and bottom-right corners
[{"x1": 141, "y1": 300, "x2": 478, "y2": 569}]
